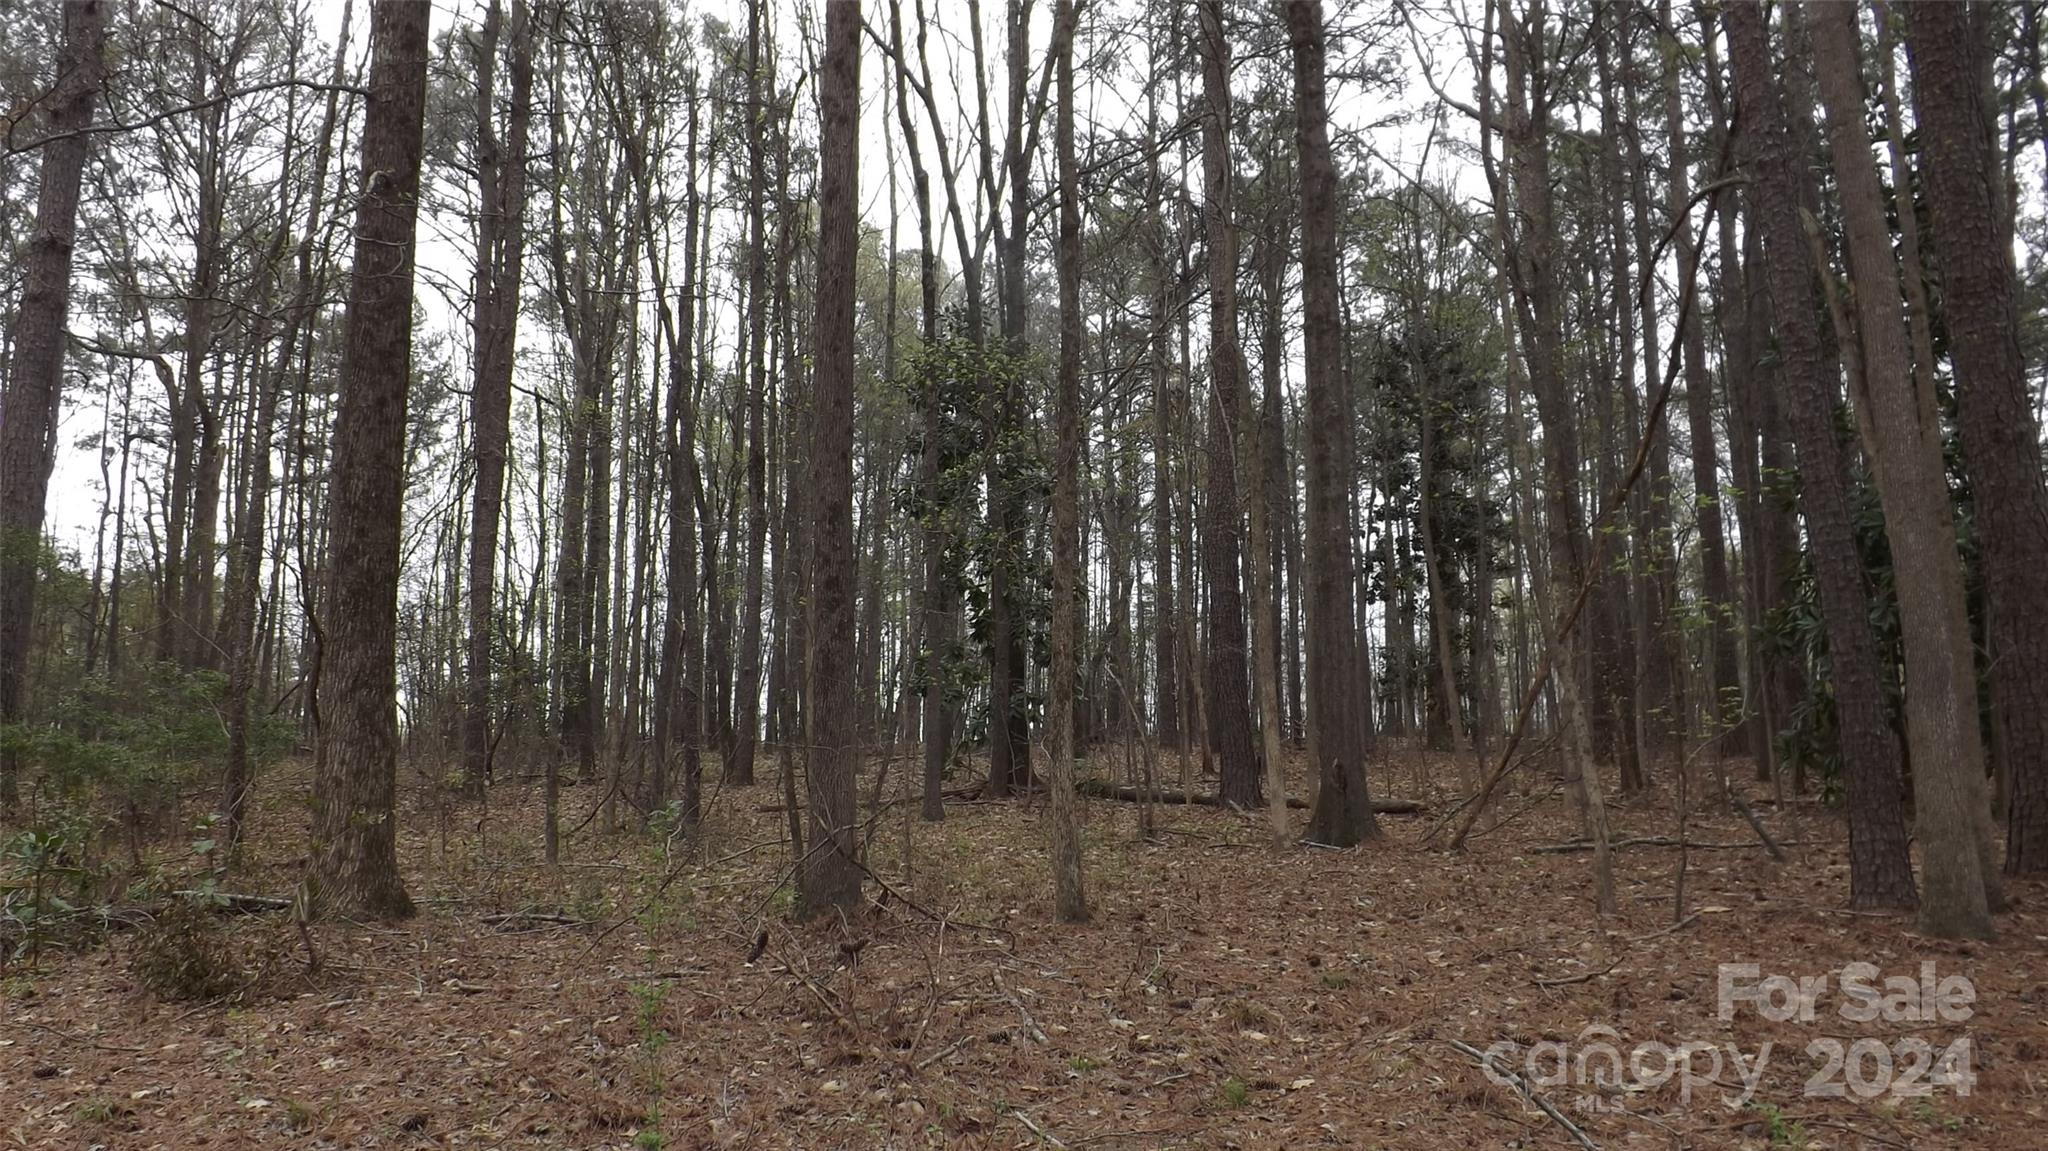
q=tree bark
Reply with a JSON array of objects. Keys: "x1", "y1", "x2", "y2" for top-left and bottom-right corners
[
  {"x1": 1906, "y1": 0, "x2": 2048, "y2": 880},
  {"x1": 1811, "y1": 0, "x2": 1995, "y2": 920},
  {"x1": 1726, "y1": 0, "x2": 1919, "y2": 917},
  {"x1": 1047, "y1": 0, "x2": 1089, "y2": 921},
  {"x1": 0, "y1": 0, "x2": 106, "y2": 811},
  {"x1": 310, "y1": 0, "x2": 430, "y2": 920},
  {"x1": 731, "y1": 0, "x2": 770, "y2": 788},
  {"x1": 1663, "y1": 1, "x2": 1739, "y2": 745},
  {"x1": 463, "y1": 0, "x2": 533, "y2": 798},
  {"x1": 1195, "y1": 0, "x2": 1261, "y2": 810},
  {"x1": 1286, "y1": 0, "x2": 1378, "y2": 847},
  {"x1": 1501, "y1": 0, "x2": 1611, "y2": 910},
  {"x1": 799, "y1": 0, "x2": 862, "y2": 921}
]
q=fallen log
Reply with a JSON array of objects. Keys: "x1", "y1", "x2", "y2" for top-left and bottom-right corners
[
  {"x1": 173, "y1": 890, "x2": 292, "y2": 913},
  {"x1": 757, "y1": 782, "x2": 983, "y2": 814},
  {"x1": 1074, "y1": 777, "x2": 1422, "y2": 814},
  {"x1": 1528, "y1": 836, "x2": 1810, "y2": 855}
]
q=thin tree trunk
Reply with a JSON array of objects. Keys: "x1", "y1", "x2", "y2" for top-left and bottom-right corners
[
  {"x1": 463, "y1": 0, "x2": 531, "y2": 798},
  {"x1": 1148, "y1": 128, "x2": 1180, "y2": 752},
  {"x1": 225, "y1": 12, "x2": 352, "y2": 852},
  {"x1": 1502, "y1": 0, "x2": 1611, "y2": 911},
  {"x1": 1417, "y1": 392, "x2": 1471, "y2": 781},
  {"x1": 1047, "y1": 0, "x2": 1090, "y2": 918},
  {"x1": 1664, "y1": 0, "x2": 1739, "y2": 746}
]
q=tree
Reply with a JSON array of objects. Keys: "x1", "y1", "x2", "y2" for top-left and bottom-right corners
[
  {"x1": 1498, "y1": 0, "x2": 1611, "y2": 909},
  {"x1": 223, "y1": 1, "x2": 357, "y2": 852},
  {"x1": 1195, "y1": 0, "x2": 1259, "y2": 810},
  {"x1": 799, "y1": 0, "x2": 862, "y2": 922},
  {"x1": 1286, "y1": 0, "x2": 1377, "y2": 847},
  {"x1": 309, "y1": 0, "x2": 432, "y2": 919},
  {"x1": 731, "y1": 0, "x2": 770, "y2": 789},
  {"x1": 1809, "y1": 0, "x2": 1992, "y2": 920},
  {"x1": 1906, "y1": 0, "x2": 2048, "y2": 880},
  {"x1": 0, "y1": 0, "x2": 107, "y2": 811},
  {"x1": 988, "y1": 0, "x2": 1036, "y2": 798},
  {"x1": 1663, "y1": 0, "x2": 1738, "y2": 746},
  {"x1": 1724, "y1": 0, "x2": 1917, "y2": 917},
  {"x1": 1046, "y1": 0, "x2": 1089, "y2": 922},
  {"x1": 462, "y1": 0, "x2": 534, "y2": 799},
  {"x1": 886, "y1": 0, "x2": 952, "y2": 823}
]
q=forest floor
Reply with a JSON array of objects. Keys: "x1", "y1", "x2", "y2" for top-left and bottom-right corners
[{"x1": 3, "y1": 744, "x2": 2044, "y2": 1150}]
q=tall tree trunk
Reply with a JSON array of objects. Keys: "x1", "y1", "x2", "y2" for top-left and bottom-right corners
[
  {"x1": 1246, "y1": 234, "x2": 1292, "y2": 836},
  {"x1": 1501, "y1": 0, "x2": 1611, "y2": 910},
  {"x1": 986, "y1": 0, "x2": 1033, "y2": 796},
  {"x1": 677, "y1": 92, "x2": 707, "y2": 824},
  {"x1": 1595, "y1": 19, "x2": 1649, "y2": 788},
  {"x1": 730, "y1": 0, "x2": 770, "y2": 788},
  {"x1": 1195, "y1": 0, "x2": 1261, "y2": 810},
  {"x1": 1811, "y1": 0, "x2": 1990, "y2": 919},
  {"x1": 1726, "y1": 0, "x2": 1918, "y2": 916},
  {"x1": 1287, "y1": 0, "x2": 1377, "y2": 846},
  {"x1": 1906, "y1": 0, "x2": 2048, "y2": 880},
  {"x1": 1417, "y1": 389, "x2": 1470, "y2": 780},
  {"x1": 1148, "y1": 139, "x2": 1180, "y2": 753},
  {"x1": 888, "y1": 0, "x2": 951, "y2": 821},
  {"x1": 0, "y1": 0, "x2": 106, "y2": 811},
  {"x1": 1047, "y1": 0, "x2": 1090, "y2": 919},
  {"x1": 800, "y1": 0, "x2": 862, "y2": 921},
  {"x1": 310, "y1": 0, "x2": 429, "y2": 920},
  {"x1": 1620, "y1": 6, "x2": 1683, "y2": 760},
  {"x1": 226, "y1": 6, "x2": 355, "y2": 850},
  {"x1": 1664, "y1": 0, "x2": 1739, "y2": 746},
  {"x1": 464, "y1": 0, "x2": 532, "y2": 798}
]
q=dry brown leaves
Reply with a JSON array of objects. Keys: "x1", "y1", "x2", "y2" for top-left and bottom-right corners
[{"x1": 2, "y1": 746, "x2": 2043, "y2": 1149}]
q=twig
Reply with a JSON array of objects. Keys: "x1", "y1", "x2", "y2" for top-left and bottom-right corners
[
  {"x1": 1445, "y1": 1038, "x2": 1601, "y2": 1151},
  {"x1": 1533, "y1": 960, "x2": 1618, "y2": 987},
  {"x1": 1727, "y1": 793, "x2": 1787, "y2": 861},
  {"x1": 1070, "y1": 1126, "x2": 1186, "y2": 1147},
  {"x1": 1626, "y1": 911, "x2": 1701, "y2": 943},
  {"x1": 1803, "y1": 1120, "x2": 1909, "y2": 1149},
  {"x1": 1013, "y1": 1109, "x2": 1067, "y2": 1147},
  {"x1": 767, "y1": 934, "x2": 858, "y2": 1034},
  {"x1": 174, "y1": 889, "x2": 290, "y2": 913},
  {"x1": 14, "y1": 1020, "x2": 146, "y2": 1053},
  {"x1": 914, "y1": 1035, "x2": 972, "y2": 1070},
  {"x1": 480, "y1": 911, "x2": 586, "y2": 929},
  {"x1": 995, "y1": 972, "x2": 1048, "y2": 1044},
  {"x1": 846, "y1": 848, "x2": 1018, "y2": 944}
]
